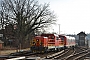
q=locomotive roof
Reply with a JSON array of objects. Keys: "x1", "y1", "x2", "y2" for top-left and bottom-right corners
[
  {"x1": 65, "y1": 36, "x2": 75, "y2": 39},
  {"x1": 35, "y1": 36, "x2": 48, "y2": 38},
  {"x1": 59, "y1": 35, "x2": 75, "y2": 39},
  {"x1": 41, "y1": 33, "x2": 59, "y2": 37}
]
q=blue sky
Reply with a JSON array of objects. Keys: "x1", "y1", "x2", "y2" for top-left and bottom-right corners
[{"x1": 38, "y1": 0, "x2": 90, "y2": 34}]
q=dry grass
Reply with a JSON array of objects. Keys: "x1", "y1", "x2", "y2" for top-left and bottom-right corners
[{"x1": 0, "y1": 50, "x2": 16, "y2": 55}]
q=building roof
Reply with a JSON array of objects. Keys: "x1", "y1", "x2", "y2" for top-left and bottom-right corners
[
  {"x1": 0, "y1": 40, "x2": 4, "y2": 43},
  {"x1": 77, "y1": 31, "x2": 87, "y2": 36}
]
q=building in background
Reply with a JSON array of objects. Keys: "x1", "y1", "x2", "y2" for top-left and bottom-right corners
[{"x1": 77, "y1": 32, "x2": 87, "y2": 46}]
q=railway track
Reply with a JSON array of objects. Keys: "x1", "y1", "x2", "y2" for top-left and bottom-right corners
[
  {"x1": 9, "y1": 50, "x2": 35, "y2": 56},
  {"x1": 42, "y1": 46, "x2": 88, "y2": 60},
  {"x1": 9, "y1": 50, "x2": 57, "y2": 58},
  {"x1": 64, "y1": 49, "x2": 90, "y2": 60},
  {"x1": 58, "y1": 48, "x2": 76, "y2": 60},
  {"x1": 56, "y1": 48, "x2": 75, "y2": 59},
  {"x1": 80, "y1": 52, "x2": 90, "y2": 60},
  {"x1": 42, "y1": 48, "x2": 73, "y2": 59},
  {"x1": 1, "y1": 46, "x2": 89, "y2": 60},
  {"x1": 59, "y1": 47, "x2": 88, "y2": 60}
]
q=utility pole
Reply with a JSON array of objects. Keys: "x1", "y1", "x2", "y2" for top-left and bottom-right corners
[{"x1": 58, "y1": 24, "x2": 60, "y2": 34}]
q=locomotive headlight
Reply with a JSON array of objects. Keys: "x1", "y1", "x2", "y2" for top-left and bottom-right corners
[{"x1": 36, "y1": 39, "x2": 39, "y2": 42}]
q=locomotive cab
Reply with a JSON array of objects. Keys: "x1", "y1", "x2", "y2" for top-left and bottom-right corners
[{"x1": 30, "y1": 36, "x2": 48, "y2": 53}]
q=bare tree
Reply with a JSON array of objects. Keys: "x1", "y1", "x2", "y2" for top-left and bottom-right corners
[{"x1": 0, "y1": 0, "x2": 56, "y2": 48}]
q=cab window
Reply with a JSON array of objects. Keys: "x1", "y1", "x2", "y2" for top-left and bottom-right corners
[
  {"x1": 56, "y1": 37, "x2": 59, "y2": 40},
  {"x1": 51, "y1": 36, "x2": 54, "y2": 39}
]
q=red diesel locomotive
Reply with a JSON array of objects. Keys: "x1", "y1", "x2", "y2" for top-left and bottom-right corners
[
  {"x1": 59, "y1": 35, "x2": 76, "y2": 48},
  {"x1": 30, "y1": 34, "x2": 76, "y2": 52}
]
